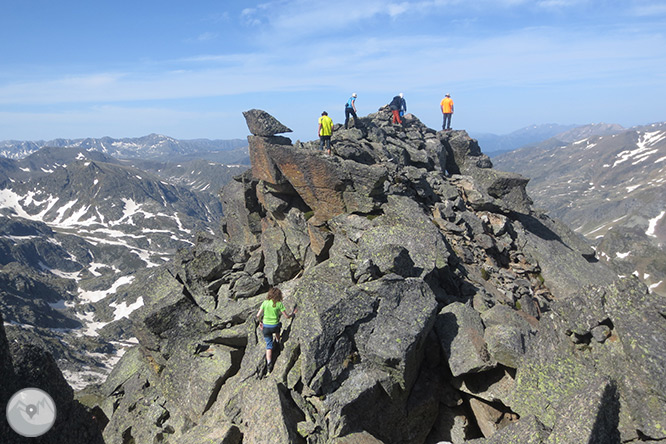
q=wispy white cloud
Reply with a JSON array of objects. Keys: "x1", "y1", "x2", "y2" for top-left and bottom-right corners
[
  {"x1": 196, "y1": 32, "x2": 218, "y2": 42},
  {"x1": 240, "y1": 0, "x2": 457, "y2": 38},
  {"x1": 536, "y1": 0, "x2": 587, "y2": 7},
  {"x1": 1, "y1": 24, "x2": 662, "y2": 108},
  {"x1": 631, "y1": 1, "x2": 666, "y2": 16},
  {"x1": 2, "y1": 0, "x2": 664, "y2": 139}
]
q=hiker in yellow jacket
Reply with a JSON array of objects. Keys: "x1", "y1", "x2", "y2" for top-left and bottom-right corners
[
  {"x1": 440, "y1": 93, "x2": 454, "y2": 131},
  {"x1": 318, "y1": 111, "x2": 334, "y2": 155}
]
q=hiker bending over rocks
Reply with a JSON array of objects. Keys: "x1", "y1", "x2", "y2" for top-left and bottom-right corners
[
  {"x1": 390, "y1": 93, "x2": 406, "y2": 124},
  {"x1": 256, "y1": 287, "x2": 297, "y2": 372},
  {"x1": 344, "y1": 93, "x2": 358, "y2": 129}
]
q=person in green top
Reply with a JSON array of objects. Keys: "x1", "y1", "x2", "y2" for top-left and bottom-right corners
[
  {"x1": 318, "y1": 111, "x2": 334, "y2": 155},
  {"x1": 255, "y1": 287, "x2": 297, "y2": 371}
]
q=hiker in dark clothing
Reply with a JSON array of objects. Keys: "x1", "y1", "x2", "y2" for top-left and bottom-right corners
[{"x1": 390, "y1": 93, "x2": 406, "y2": 124}]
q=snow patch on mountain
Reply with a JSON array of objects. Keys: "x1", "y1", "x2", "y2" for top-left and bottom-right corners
[
  {"x1": 109, "y1": 297, "x2": 144, "y2": 322},
  {"x1": 647, "y1": 210, "x2": 665, "y2": 238},
  {"x1": 79, "y1": 275, "x2": 135, "y2": 304}
]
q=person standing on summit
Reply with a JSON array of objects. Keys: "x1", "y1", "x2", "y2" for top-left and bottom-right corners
[
  {"x1": 390, "y1": 93, "x2": 406, "y2": 125},
  {"x1": 440, "y1": 93, "x2": 454, "y2": 130},
  {"x1": 318, "y1": 111, "x2": 334, "y2": 155},
  {"x1": 344, "y1": 93, "x2": 358, "y2": 129}
]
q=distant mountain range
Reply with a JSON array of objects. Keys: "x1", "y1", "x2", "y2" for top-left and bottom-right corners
[
  {"x1": 493, "y1": 122, "x2": 666, "y2": 296},
  {"x1": 472, "y1": 123, "x2": 625, "y2": 156},
  {"x1": 0, "y1": 133, "x2": 250, "y2": 163},
  {"x1": 0, "y1": 136, "x2": 250, "y2": 388}
]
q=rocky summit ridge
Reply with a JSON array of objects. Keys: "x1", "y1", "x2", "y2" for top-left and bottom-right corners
[{"x1": 2, "y1": 107, "x2": 664, "y2": 443}]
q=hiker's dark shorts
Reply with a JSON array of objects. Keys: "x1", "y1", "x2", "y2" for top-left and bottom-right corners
[{"x1": 262, "y1": 323, "x2": 282, "y2": 349}]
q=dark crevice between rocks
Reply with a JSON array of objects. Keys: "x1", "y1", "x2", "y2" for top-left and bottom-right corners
[
  {"x1": 636, "y1": 430, "x2": 666, "y2": 441},
  {"x1": 599, "y1": 318, "x2": 614, "y2": 330},
  {"x1": 277, "y1": 383, "x2": 308, "y2": 444},
  {"x1": 571, "y1": 331, "x2": 593, "y2": 346},
  {"x1": 202, "y1": 346, "x2": 244, "y2": 415},
  {"x1": 353, "y1": 208, "x2": 385, "y2": 221},
  {"x1": 171, "y1": 271, "x2": 201, "y2": 308},
  {"x1": 582, "y1": 251, "x2": 600, "y2": 263},
  {"x1": 121, "y1": 427, "x2": 135, "y2": 444},
  {"x1": 284, "y1": 343, "x2": 301, "y2": 382}
]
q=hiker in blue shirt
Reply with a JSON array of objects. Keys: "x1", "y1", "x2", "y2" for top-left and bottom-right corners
[{"x1": 344, "y1": 93, "x2": 358, "y2": 129}]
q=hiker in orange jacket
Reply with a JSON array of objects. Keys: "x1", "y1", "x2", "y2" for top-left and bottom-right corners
[{"x1": 440, "y1": 93, "x2": 454, "y2": 130}]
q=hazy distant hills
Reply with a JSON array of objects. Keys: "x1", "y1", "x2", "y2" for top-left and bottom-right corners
[
  {"x1": 493, "y1": 122, "x2": 666, "y2": 295},
  {"x1": 0, "y1": 138, "x2": 250, "y2": 387},
  {"x1": 472, "y1": 124, "x2": 577, "y2": 155},
  {"x1": 0, "y1": 133, "x2": 249, "y2": 163},
  {"x1": 473, "y1": 123, "x2": 625, "y2": 156}
]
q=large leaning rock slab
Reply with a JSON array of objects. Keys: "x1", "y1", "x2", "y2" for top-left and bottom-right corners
[
  {"x1": 357, "y1": 195, "x2": 450, "y2": 279},
  {"x1": 219, "y1": 170, "x2": 263, "y2": 245},
  {"x1": 440, "y1": 129, "x2": 490, "y2": 175},
  {"x1": 514, "y1": 211, "x2": 617, "y2": 299},
  {"x1": 247, "y1": 131, "x2": 387, "y2": 223},
  {"x1": 357, "y1": 276, "x2": 439, "y2": 391},
  {"x1": 249, "y1": 138, "x2": 346, "y2": 220},
  {"x1": 471, "y1": 168, "x2": 532, "y2": 214},
  {"x1": 247, "y1": 135, "x2": 292, "y2": 185},
  {"x1": 325, "y1": 363, "x2": 439, "y2": 444},
  {"x1": 239, "y1": 379, "x2": 304, "y2": 444},
  {"x1": 261, "y1": 225, "x2": 301, "y2": 285},
  {"x1": 468, "y1": 396, "x2": 512, "y2": 438},
  {"x1": 481, "y1": 304, "x2": 536, "y2": 368},
  {"x1": 435, "y1": 302, "x2": 495, "y2": 377},
  {"x1": 511, "y1": 278, "x2": 666, "y2": 441},
  {"x1": 161, "y1": 342, "x2": 241, "y2": 420},
  {"x1": 291, "y1": 256, "x2": 374, "y2": 390},
  {"x1": 6, "y1": 341, "x2": 106, "y2": 444},
  {"x1": 243, "y1": 109, "x2": 292, "y2": 136},
  {"x1": 602, "y1": 278, "x2": 666, "y2": 440}
]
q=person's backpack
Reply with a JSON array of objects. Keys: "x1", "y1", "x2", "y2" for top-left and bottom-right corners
[{"x1": 389, "y1": 96, "x2": 401, "y2": 110}]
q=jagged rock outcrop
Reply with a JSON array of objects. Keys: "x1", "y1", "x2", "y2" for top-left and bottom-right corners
[
  {"x1": 242, "y1": 109, "x2": 293, "y2": 137},
  {"x1": 92, "y1": 107, "x2": 665, "y2": 443}
]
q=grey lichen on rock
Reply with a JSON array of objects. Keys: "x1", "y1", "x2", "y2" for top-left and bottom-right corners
[{"x1": 84, "y1": 108, "x2": 666, "y2": 444}]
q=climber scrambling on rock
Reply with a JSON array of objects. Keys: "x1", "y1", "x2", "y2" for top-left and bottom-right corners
[
  {"x1": 256, "y1": 287, "x2": 297, "y2": 372},
  {"x1": 345, "y1": 93, "x2": 359, "y2": 129}
]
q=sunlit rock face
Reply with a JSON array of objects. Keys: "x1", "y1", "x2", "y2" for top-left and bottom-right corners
[{"x1": 89, "y1": 108, "x2": 663, "y2": 444}]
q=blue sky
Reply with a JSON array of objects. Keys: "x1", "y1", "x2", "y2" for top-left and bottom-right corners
[{"x1": 1, "y1": 0, "x2": 665, "y2": 143}]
